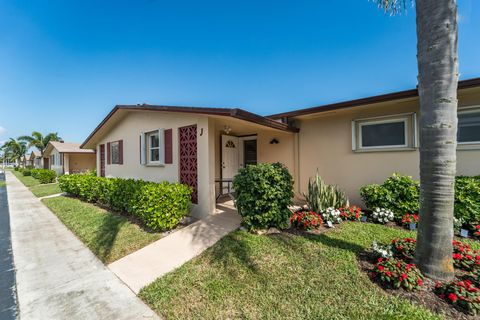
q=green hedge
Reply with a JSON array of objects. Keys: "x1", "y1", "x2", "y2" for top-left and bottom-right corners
[
  {"x1": 58, "y1": 174, "x2": 192, "y2": 231},
  {"x1": 360, "y1": 174, "x2": 480, "y2": 225},
  {"x1": 233, "y1": 162, "x2": 294, "y2": 231},
  {"x1": 30, "y1": 169, "x2": 57, "y2": 184}
]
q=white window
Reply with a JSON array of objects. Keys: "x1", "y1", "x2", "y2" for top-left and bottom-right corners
[
  {"x1": 458, "y1": 107, "x2": 480, "y2": 145},
  {"x1": 110, "y1": 141, "x2": 120, "y2": 164},
  {"x1": 148, "y1": 132, "x2": 160, "y2": 163},
  {"x1": 142, "y1": 129, "x2": 165, "y2": 165},
  {"x1": 352, "y1": 113, "x2": 417, "y2": 151}
]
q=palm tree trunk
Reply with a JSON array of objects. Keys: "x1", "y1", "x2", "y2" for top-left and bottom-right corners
[{"x1": 414, "y1": 0, "x2": 458, "y2": 280}]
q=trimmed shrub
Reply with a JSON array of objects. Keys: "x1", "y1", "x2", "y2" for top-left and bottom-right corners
[
  {"x1": 360, "y1": 174, "x2": 480, "y2": 225},
  {"x1": 360, "y1": 174, "x2": 419, "y2": 218},
  {"x1": 31, "y1": 168, "x2": 56, "y2": 184},
  {"x1": 22, "y1": 169, "x2": 32, "y2": 176},
  {"x1": 233, "y1": 162, "x2": 294, "y2": 231},
  {"x1": 58, "y1": 174, "x2": 192, "y2": 231},
  {"x1": 455, "y1": 176, "x2": 480, "y2": 225}
]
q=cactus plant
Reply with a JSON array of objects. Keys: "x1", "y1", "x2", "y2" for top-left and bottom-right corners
[{"x1": 303, "y1": 171, "x2": 349, "y2": 213}]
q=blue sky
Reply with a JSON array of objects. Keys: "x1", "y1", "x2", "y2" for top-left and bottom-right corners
[{"x1": 0, "y1": 0, "x2": 479, "y2": 146}]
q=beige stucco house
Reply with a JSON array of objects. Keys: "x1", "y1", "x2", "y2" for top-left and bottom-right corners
[
  {"x1": 43, "y1": 141, "x2": 96, "y2": 175},
  {"x1": 27, "y1": 150, "x2": 42, "y2": 168},
  {"x1": 81, "y1": 78, "x2": 480, "y2": 218}
]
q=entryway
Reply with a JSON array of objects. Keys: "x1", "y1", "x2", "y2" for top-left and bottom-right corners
[{"x1": 220, "y1": 135, "x2": 257, "y2": 193}]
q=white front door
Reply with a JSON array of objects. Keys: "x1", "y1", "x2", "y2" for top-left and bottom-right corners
[{"x1": 221, "y1": 135, "x2": 239, "y2": 191}]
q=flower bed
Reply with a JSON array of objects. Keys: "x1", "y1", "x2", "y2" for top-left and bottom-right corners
[
  {"x1": 290, "y1": 211, "x2": 323, "y2": 230},
  {"x1": 452, "y1": 240, "x2": 480, "y2": 271},
  {"x1": 371, "y1": 208, "x2": 394, "y2": 224},
  {"x1": 321, "y1": 207, "x2": 342, "y2": 226},
  {"x1": 372, "y1": 258, "x2": 423, "y2": 291},
  {"x1": 435, "y1": 280, "x2": 480, "y2": 315},
  {"x1": 391, "y1": 238, "x2": 416, "y2": 261},
  {"x1": 338, "y1": 205, "x2": 363, "y2": 221}
]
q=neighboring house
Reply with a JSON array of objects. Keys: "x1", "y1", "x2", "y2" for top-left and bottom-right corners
[
  {"x1": 27, "y1": 150, "x2": 42, "y2": 168},
  {"x1": 43, "y1": 141, "x2": 96, "y2": 175},
  {"x1": 81, "y1": 77, "x2": 480, "y2": 217}
]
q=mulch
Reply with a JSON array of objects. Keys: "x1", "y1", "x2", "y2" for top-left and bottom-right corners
[{"x1": 357, "y1": 250, "x2": 478, "y2": 320}]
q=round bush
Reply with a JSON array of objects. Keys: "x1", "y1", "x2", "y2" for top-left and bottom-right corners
[{"x1": 233, "y1": 162, "x2": 294, "y2": 231}]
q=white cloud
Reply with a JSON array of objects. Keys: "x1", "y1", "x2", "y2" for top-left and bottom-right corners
[{"x1": 0, "y1": 126, "x2": 6, "y2": 136}]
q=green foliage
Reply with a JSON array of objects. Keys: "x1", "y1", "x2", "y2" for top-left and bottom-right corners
[
  {"x1": 435, "y1": 280, "x2": 480, "y2": 315},
  {"x1": 455, "y1": 176, "x2": 480, "y2": 225},
  {"x1": 22, "y1": 169, "x2": 32, "y2": 176},
  {"x1": 58, "y1": 174, "x2": 192, "y2": 231},
  {"x1": 360, "y1": 174, "x2": 480, "y2": 224},
  {"x1": 304, "y1": 172, "x2": 349, "y2": 212},
  {"x1": 360, "y1": 174, "x2": 419, "y2": 218},
  {"x1": 30, "y1": 168, "x2": 57, "y2": 184},
  {"x1": 233, "y1": 162, "x2": 293, "y2": 231},
  {"x1": 391, "y1": 238, "x2": 416, "y2": 261},
  {"x1": 132, "y1": 182, "x2": 192, "y2": 230}
]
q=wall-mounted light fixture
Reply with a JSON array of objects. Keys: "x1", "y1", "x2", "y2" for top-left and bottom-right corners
[
  {"x1": 223, "y1": 125, "x2": 232, "y2": 135},
  {"x1": 270, "y1": 138, "x2": 279, "y2": 144}
]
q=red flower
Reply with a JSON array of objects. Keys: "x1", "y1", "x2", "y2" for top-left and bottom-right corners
[
  {"x1": 401, "y1": 273, "x2": 407, "y2": 280},
  {"x1": 385, "y1": 271, "x2": 392, "y2": 277},
  {"x1": 377, "y1": 265, "x2": 385, "y2": 271},
  {"x1": 417, "y1": 279, "x2": 423, "y2": 286},
  {"x1": 452, "y1": 253, "x2": 462, "y2": 260},
  {"x1": 448, "y1": 293, "x2": 458, "y2": 302}
]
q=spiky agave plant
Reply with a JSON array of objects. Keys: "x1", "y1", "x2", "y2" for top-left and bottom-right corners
[{"x1": 304, "y1": 172, "x2": 349, "y2": 213}]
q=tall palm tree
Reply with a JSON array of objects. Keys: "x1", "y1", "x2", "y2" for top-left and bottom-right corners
[
  {"x1": 18, "y1": 131, "x2": 62, "y2": 156},
  {"x1": 375, "y1": 0, "x2": 458, "y2": 280}
]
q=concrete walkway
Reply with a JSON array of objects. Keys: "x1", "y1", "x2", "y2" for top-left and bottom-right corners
[
  {"x1": 109, "y1": 202, "x2": 241, "y2": 293},
  {"x1": 5, "y1": 171, "x2": 159, "y2": 320}
]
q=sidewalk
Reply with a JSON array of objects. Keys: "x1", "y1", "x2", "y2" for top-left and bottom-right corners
[
  {"x1": 109, "y1": 201, "x2": 241, "y2": 293},
  {"x1": 5, "y1": 171, "x2": 159, "y2": 320}
]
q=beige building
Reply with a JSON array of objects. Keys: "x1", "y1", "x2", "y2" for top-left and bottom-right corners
[
  {"x1": 27, "y1": 150, "x2": 42, "y2": 168},
  {"x1": 81, "y1": 78, "x2": 480, "y2": 217},
  {"x1": 43, "y1": 141, "x2": 96, "y2": 175}
]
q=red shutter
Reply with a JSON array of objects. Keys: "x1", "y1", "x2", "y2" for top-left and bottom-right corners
[
  {"x1": 165, "y1": 129, "x2": 173, "y2": 164},
  {"x1": 107, "y1": 142, "x2": 111, "y2": 164},
  {"x1": 118, "y1": 140, "x2": 123, "y2": 164}
]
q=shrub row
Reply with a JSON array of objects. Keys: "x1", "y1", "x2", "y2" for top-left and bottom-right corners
[
  {"x1": 20, "y1": 167, "x2": 56, "y2": 183},
  {"x1": 360, "y1": 174, "x2": 480, "y2": 225},
  {"x1": 58, "y1": 174, "x2": 192, "y2": 231},
  {"x1": 30, "y1": 168, "x2": 57, "y2": 184}
]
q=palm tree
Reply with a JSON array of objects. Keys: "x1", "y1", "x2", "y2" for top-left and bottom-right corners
[
  {"x1": 18, "y1": 131, "x2": 62, "y2": 156},
  {"x1": 374, "y1": 0, "x2": 458, "y2": 280},
  {"x1": 0, "y1": 138, "x2": 28, "y2": 166}
]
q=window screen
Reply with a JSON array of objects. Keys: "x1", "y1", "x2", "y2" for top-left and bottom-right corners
[
  {"x1": 361, "y1": 121, "x2": 406, "y2": 148},
  {"x1": 458, "y1": 110, "x2": 480, "y2": 143}
]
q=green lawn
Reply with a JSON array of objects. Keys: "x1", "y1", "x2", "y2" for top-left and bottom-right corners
[
  {"x1": 29, "y1": 183, "x2": 62, "y2": 197},
  {"x1": 42, "y1": 196, "x2": 164, "y2": 264},
  {"x1": 11, "y1": 170, "x2": 41, "y2": 187},
  {"x1": 139, "y1": 223, "x2": 472, "y2": 320}
]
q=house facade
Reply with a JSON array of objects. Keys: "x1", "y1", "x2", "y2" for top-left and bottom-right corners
[
  {"x1": 43, "y1": 141, "x2": 96, "y2": 175},
  {"x1": 28, "y1": 150, "x2": 42, "y2": 168},
  {"x1": 81, "y1": 78, "x2": 480, "y2": 217}
]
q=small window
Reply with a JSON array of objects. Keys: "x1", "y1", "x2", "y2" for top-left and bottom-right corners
[
  {"x1": 110, "y1": 141, "x2": 120, "y2": 164},
  {"x1": 352, "y1": 114, "x2": 416, "y2": 151},
  {"x1": 147, "y1": 131, "x2": 160, "y2": 164},
  {"x1": 458, "y1": 108, "x2": 480, "y2": 145}
]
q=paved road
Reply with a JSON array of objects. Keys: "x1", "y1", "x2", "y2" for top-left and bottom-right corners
[
  {"x1": 0, "y1": 170, "x2": 18, "y2": 319},
  {"x1": 6, "y1": 171, "x2": 159, "y2": 320}
]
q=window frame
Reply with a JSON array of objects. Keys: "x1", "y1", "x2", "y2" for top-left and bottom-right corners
[
  {"x1": 110, "y1": 141, "x2": 120, "y2": 165},
  {"x1": 352, "y1": 113, "x2": 417, "y2": 152},
  {"x1": 146, "y1": 131, "x2": 161, "y2": 165},
  {"x1": 457, "y1": 106, "x2": 480, "y2": 147}
]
